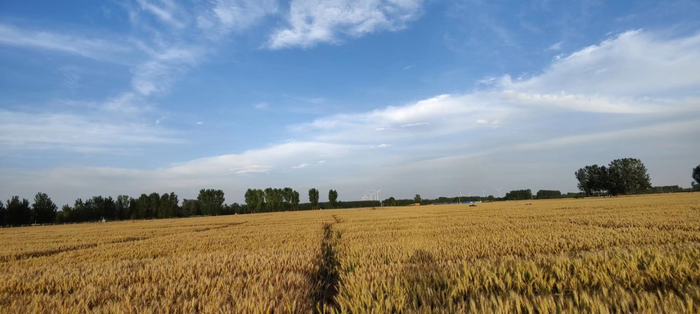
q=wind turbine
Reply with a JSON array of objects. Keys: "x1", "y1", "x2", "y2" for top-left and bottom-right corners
[
  {"x1": 459, "y1": 190, "x2": 463, "y2": 204},
  {"x1": 482, "y1": 190, "x2": 486, "y2": 198},
  {"x1": 372, "y1": 189, "x2": 382, "y2": 200},
  {"x1": 494, "y1": 187, "x2": 503, "y2": 198},
  {"x1": 372, "y1": 189, "x2": 382, "y2": 206}
]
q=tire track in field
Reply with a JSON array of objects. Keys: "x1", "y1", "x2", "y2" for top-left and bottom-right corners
[{"x1": 312, "y1": 218, "x2": 343, "y2": 312}]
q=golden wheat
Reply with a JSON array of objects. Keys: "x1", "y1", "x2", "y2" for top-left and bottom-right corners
[{"x1": 1, "y1": 193, "x2": 698, "y2": 313}]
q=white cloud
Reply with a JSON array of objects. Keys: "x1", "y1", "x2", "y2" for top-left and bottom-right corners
[
  {"x1": 197, "y1": 0, "x2": 278, "y2": 36},
  {"x1": 292, "y1": 93, "x2": 511, "y2": 144},
  {"x1": 0, "y1": 23, "x2": 205, "y2": 99},
  {"x1": 131, "y1": 46, "x2": 203, "y2": 95},
  {"x1": 0, "y1": 24, "x2": 132, "y2": 62},
  {"x1": 254, "y1": 102, "x2": 270, "y2": 110},
  {"x1": 401, "y1": 122, "x2": 429, "y2": 127},
  {"x1": 548, "y1": 41, "x2": 562, "y2": 51},
  {"x1": 268, "y1": 0, "x2": 423, "y2": 49},
  {"x1": 378, "y1": 143, "x2": 390, "y2": 148},
  {"x1": 232, "y1": 165, "x2": 273, "y2": 173},
  {"x1": 133, "y1": 0, "x2": 189, "y2": 28},
  {"x1": 291, "y1": 163, "x2": 310, "y2": 169},
  {"x1": 508, "y1": 30, "x2": 700, "y2": 97},
  {"x1": 164, "y1": 142, "x2": 353, "y2": 177},
  {"x1": 0, "y1": 110, "x2": 180, "y2": 152},
  {"x1": 101, "y1": 92, "x2": 153, "y2": 114},
  {"x1": 510, "y1": 119, "x2": 700, "y2": 152}
]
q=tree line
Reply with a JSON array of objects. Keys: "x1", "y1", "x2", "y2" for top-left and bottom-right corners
[
  {"x1": 0, "y1": 187, "x2": 344, "y2": 227},
  {"x1": 244, "y1": 188, "x2": 342, "y2": 212},
  {"x1": 0, "y1": 189, "x2": 237, "y2": 227},
  {"x1": 244, "y1": 188, "x2": 300, "y2": 212}
]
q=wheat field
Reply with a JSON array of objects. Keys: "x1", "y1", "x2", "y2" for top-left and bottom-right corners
[{"x1": 1, "y1": 193, "x2": 699, "y2": 313}]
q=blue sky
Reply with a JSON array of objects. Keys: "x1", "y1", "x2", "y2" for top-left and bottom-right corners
[{"x1": 1, "y1": 0, "x2": 699, "y2": 206}]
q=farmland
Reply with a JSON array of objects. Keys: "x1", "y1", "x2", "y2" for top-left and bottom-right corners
[{"x1": 1, "y1": 193, "x2": 699, "y2": 313}]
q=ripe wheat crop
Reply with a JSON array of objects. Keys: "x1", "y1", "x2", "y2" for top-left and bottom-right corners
[{"x1": 1, "y1": 193, "x2": 699, "y2": 313}]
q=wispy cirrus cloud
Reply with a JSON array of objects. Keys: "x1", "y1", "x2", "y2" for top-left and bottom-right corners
[
  {"x1": 268, "y1": 0, "x2": 423, "y2": 49},
  {"x1": 131, "y1": 46, "x2": 204, "y2": 96},
  {"x1": 197, "y1": 0, "x2": 278, "y2": 36},
  {"x1": 0, "y1": 24, "x2": 134, "y2": 63},
  {"x1": 0, "y1": 109, "x2": 180, "y2": 152},
  {"x1": 254, "y1": 102, "x2": 271, "y2": 110},
  {"x1": 131, "y1": 0, "x2": 190, "y2": 28}
]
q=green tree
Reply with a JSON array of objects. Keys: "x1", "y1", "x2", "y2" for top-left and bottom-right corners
[
  {"x1": 606, "y1": 158, "x2": 652, "y2": 195},
  {"x1": 414, "y1": 194, "x2": 421, "y2": 204},
  {"x1": 536, "y1": 190, "x2": 562, "y2": 199},
  {"x1": 693, "y1": 165, "x2": 700, "y2": 189},
  {"x1": 264, "y1": 188, "x2": 284, "y2": 211},
  {"x1": 575, "y1": 166, "x2": 595, "y2": 196},
  {"x1": 32, "y1": 192, "x2": 57, "y2": 224},
  {"x1": 73, "y1": 199, "x2": 85, "y2": 222},
  {"x1": 589, "y1": 165, "x2": 608, "y2": 196},
  {"x1": 254, "y1": 189, "x2": 265, "y2": 212},
  {"x1": 198, "y1": 189, "x2": 225, "y2": 215},
  {"x1": 328, "y1": 189, "x2": 338, "y2": 208},
  {"x1": 245, "y1": 189, "x2": 266, "y2": 212},
  {"x1": 158, "y1": 192, "x2": 178, "y2": 218},
  {"x1": 244, "y1": 189, "x2": 255, "y2": 211},
  {"x1": 283, "y1": 187, "x2": 294, "y2": 210},
  {"x1": 309, "y1": 188, "x2": 320, "y2": 209},
  {"x1": 6, "y1": 196, "x2": 31, "y2": 226},
  {"x1": 575, "y1": 164, "x2": 608, "y2": 196},
  {"x1": 387, "y1": 196, "x2": 396, "y2": 206},
  {"x1": 147, "y1": 193, "x2": 160, "y2": 219},
  {"x1": 61, "y1": 204, "x2": 75, "y2": 223},
  {"x1": 264, "y1": 188, "x2": 274, "y2": 211},
  {"x1": 158, "y1": 193, "x2": 170, "y2": 218},
  {"x1": 99, "y1": 196, "x2": 116, "y2": 221},
  {"x1": 55, "y1": 205, "x2": 68, "y2": 224},
  {"x1": 128, "y1": 197, "x2": 138, "y2": 219},
  {"x1": 135, "y1": 194, "x2": 150, "y2": 219},
  {"x1": 82, "y1": 198, "x2": 96, "y2": 221},
  {"x1": 169, "y1": 193, "x2": 179, "y2": 217},
  {"x1": 182, "y1": 199, "x2": 200, "y2": 216},
  {"x1": 116, "y1": 195, "x2": 131, "y2": 220},
  {"x1": 505, "y1": 189, "x2": 532, "y2": 200},
  {"x1": 292, "y1": 191, "x2": 300, "y2": 210},
  {"x1": 228, "y1": 203, "x2": 242, "y2": 214}
]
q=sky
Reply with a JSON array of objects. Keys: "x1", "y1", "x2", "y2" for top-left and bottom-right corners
[{"x1": 1, "y1": 0, "x2": 699, "y2": 206}]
